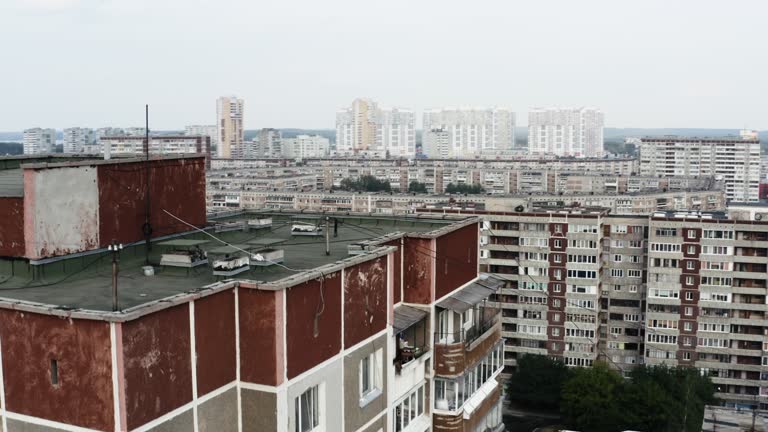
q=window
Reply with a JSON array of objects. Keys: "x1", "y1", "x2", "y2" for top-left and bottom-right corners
[
  {"x1": 685, "y1": 276, "x2": 694, "y2": 286},
  {"x1": 684, "y1": 322, "x2": 693, "y2": 331},
  {"x1": 650, "y1": 243, "x2": 682, "y2": 253},
  {"x1": 611, "y1": 269, "x2": 624, "y2": 277},
  {"x1": 628, "y1": 285, "x2": 638, "y2": 293},
  {"x1": 628, "y1": 269, "x2": 642, "y2": 278},
  {"x1": 685, "y1": 291, "x2": 694, "y2": 300},
  {"x1": 612, "y1": 225, "x2": 628, "y2": 234},
  {"x1": 684, "y1": 307, "x2": 693, "y2": 316},
  {"x1": 613, "y1": 254, "x2": 623, "y2": 262},
  {"x1": 552, "y1": 328, "x2": 561, "y2": 337},
  {"x1": 554, "y1": 224, "x2": 563, "y2": 234},
  {"x1": 655, "y1": 228, "x2": 677, "y2": 237},
  {"x1": 553, "y1": 254, "x2": 562, "y2": 263},
  {"x1": 567, "y1": 269, "x2": 597, "y2": 279},
  {"x1": 686, "y1": 230, "x2": 696, "y2": 239},
  {"x1": 554, "y1": 239, "x2": 562, "y2": 248},
  {"x1": 394, "y1": 384, "x2": 424, "y2": 431},
  {"x1": 629, "y1": 240, "x2": 643, "y2": 248},
  {"x1": 613, "y1": 285, "x2": 621, "y2": 291},
  {"x1": 553, "y1": 313, "x2": 561, "y2": 323},
  {"x1": 683, "y1": 352, "x2": 692, "y2": 361},
  {"x1": 687, "y1": 245, "x2": 696, "y2": 254},
  {"x1": 686, "y1": 261, "x2": 695, "y2": 270},
  {"x1": 553, "y1": 283, "x2": 562, "y2": 293},
  {"x1": 611, "y1": 327, "x2": 622, "y2": 335},
  {"x1": 295, "y1": 385, "x2": 320, "y2": 432},
  {"x1": 360, "y1": 349, "x2": 383, "y2": 406}
]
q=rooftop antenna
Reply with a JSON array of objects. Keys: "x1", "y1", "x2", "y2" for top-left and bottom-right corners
[{"x1": 143, "y1": 105, "x2": 152, "y2": 265}]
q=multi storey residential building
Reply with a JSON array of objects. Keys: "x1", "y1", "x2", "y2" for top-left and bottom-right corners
[
  {"x1": 62, "y1": 127, "x2": 94, "y2": 153},
  {"x1": 0, "y1": 152, "x2": 504, "y2": 431},
  {"x1": 281, "y1": 134, "x2": 331, "y2": 159},
  {"x1": 216, "y1": 95, "x2": 245, "y2": 158},
  {"x1": 185, "y1": 124, "x2": 218, "y2": 149},
  {"x1": 422, "y1": 108, "x2": 516, "y2": 158},
  {"x1": 336, "y1": 99, "x2": 416, "y2": 157},
  {"x1": 528, "y1": 108, "x2": 604, "y2": 157},
  {"x1": 22, "y1": 128, "x2": 56, "y2": 155},
  {"x1": 100, "y1": 135, "x2": 211, "y2": 167},
  {"x1": 254, "y1": 128, "x2": 282, "y2": 158},
  {"x1": 639, "y1": 137, "x2": 761, "y2": 202}
]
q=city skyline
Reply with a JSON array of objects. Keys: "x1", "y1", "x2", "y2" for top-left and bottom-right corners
[{"x1": 1, "y1": 0, "x2": 767, "y2": 130}]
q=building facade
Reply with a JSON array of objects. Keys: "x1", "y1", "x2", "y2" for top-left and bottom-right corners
[
  {"x1": 281, "y1": 135, "x2": 331, "y2": 159},
  {"x1": 336, "y1": 99, "x2": 416, "y2": 157},
  {"x1": 217, "y1": 96, "x2": 245, "y2": 159},
  {"x1": 22, "y1": 128, "x2": 56, "y2": 155},
  {"x1": 639, "y1": 137, "x2": 761, "y2": 202},
  {"x1": 254, "y1": 128, "x2": 283, "y2": 158},
  {"x1": 528, "y1": 108, "x2": 604, "y2": 157},
  {"x1": 185, "y1": 125, "x2": 218, "y2": 149},
  {"x1": 62, "y1": 127, "x2": 94, "y2": 153},
  {"x1": 422, "y1": 108, "x2": 516, "y2": 158},
  {"x1": 100, "y1": 135, "x2": 211, "y2": 167}
]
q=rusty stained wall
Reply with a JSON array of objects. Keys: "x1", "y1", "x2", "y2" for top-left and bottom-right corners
[
  {"x1": 286, "y1": 271, "x2": 342, "y2": 379},
  {"x1": 97, "y1": 158, "x2": 206, "y2": 247},
  {"x1": 194, "y1": 290, "x2": 237, "y2": 396},
  {"x1": 384, "y1": 239, "x2": 402, "y2": 305},
  {"x1": 24, "y1": 166, "x2": 100, "y2": 259},
  {"x1": 435, "y1": 223, "x2": 479, "y2": 300},
  {"x1": 0, "y1": 197, "x2": 24, "y2": 256},
  {"x1": 403, "y1": 237, "x2": 434, "y2": 304},
  {"x1": 239, "y1": 288, "x2": 281, "y2": 386},
  {"x1": 122, "y1": 304, "x2": 192, "y2": 430},
  {"x1": 0, "y1": 309, "x2": 114, "y2": 430},
  {"x1": 344, "y1": 257, "x2": 388, "y2": 348}
]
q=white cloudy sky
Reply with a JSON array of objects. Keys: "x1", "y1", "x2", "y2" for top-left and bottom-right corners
[{"x1": 1, "y1": 0, "x2": 766, "y2": 130}]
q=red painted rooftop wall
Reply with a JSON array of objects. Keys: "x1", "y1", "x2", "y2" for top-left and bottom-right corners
[
  {"x1": 0, "y1": 309, "x2": 114, "y2": 430},
  {"x1": 0, "y1": 197, "x2": 24, "y2": 256},
  {"x1": 97, "y1": 157, "x2": 206, "y2": 247},
  {"x1": 344, "y1": 256, "x2": 388, "y2": 348},
  {"x1": 194, "y1": 290, "x2": 237, "y2": 396},
  {"x1": 435, "y1": 223, "x2": 479, "y2": 299},
  {"x1": 239, "y1": 288, "x2": 282, "y2": 386}
]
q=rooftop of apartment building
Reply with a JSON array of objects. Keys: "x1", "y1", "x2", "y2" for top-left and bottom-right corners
[
  {"x1": 641, "y1": 136, "x2": 760, "y2": 143},
  {"x1": 0, "y1": 210, "x2": 471, "y2": 315}
]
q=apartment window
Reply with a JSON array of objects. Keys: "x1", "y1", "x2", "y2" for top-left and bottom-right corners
[
  {"x1": 611, "y1": 269, "x2": 624, "y2": 278},
  {"x1": 554, "y1": 239, "x2": 562, "y2": 248},
  {"x1": 360, "y1": 349, "x2": 383, "y2": 406},
  {"x1": 686, "y1": 230, "x2": 696, "y2": 239},
  {"x1": 552, "y1": 299, "x2": 561, "y2": 308},
  {"x1": 684, "y1": 307, "x2": 693, "y2": 316},
  {"x1": 554, "y1": 224, "x2": 563, "y2": 234},
  {"x1": 553, "y1": 269, "x2": 562, "y2": 280},
  {"x1": 613, "y1": 254, "x2": 622, "y2": 262},
  {"x1": 684, "y1": 322, "x2": 693, "y2": 331},
  {"x1": 683, "y1": 352, "x2": 692, "y2": 361},
  {"x1": 685, "y1": 276, "x2": 694, "y2": 286},
  {"x1": 685, "y1": 291, "x2": 694, "y2": 300},
  {"x1": 611, "y1": 327, "x2": 622, "y2": 335},
  {"x1": 613, "y1": 285, "x2": 621, "y2": 291},
  {"x1": 628, "y1": 285, "x2": 638, "y2": 293},
  {"x1": 686, "y1": 261, "x2": 695, "y2": 270},
  {"x1": 394, "y1": 384, "x2": 424, "y2": 431},
  {"x1": 687, "y1": 245, "x2": 696, "y2": 254},
  {"x1": 553, "y1": 313, "x2": 561, "y2": 323},
  {"x1": 629, "y1": 240, "x2": 643, "y2": 248},
  {"x1": 552, "y1": 328, "x2": 561, "y2": 337},
  {"x1": 553, "y1": 284, "x2": 562, "y2": 293},
  {"x1": 295, "y1": 385, "x2": 320, "y2": 432},
  {"x1": 553, "y1": 254, "x2": 562, "y2": 263},
  {"x1": 628, "y1": 269, "x2": 641, "y2": 278},
  {"x1": 551, "y1": 342, "x2": 560, "y2": 351},
  {"x1": 629, "y1": 255, "x2": 641, "y2": 263}
]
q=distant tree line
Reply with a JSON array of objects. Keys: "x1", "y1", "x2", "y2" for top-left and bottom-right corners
[
  {"x1": 408, "y1": 181, "x2": 428, "y2": 193},
  {"x1": 335, "y1": 175, "x2": 392, "y2": 192},
  {"x1": 0, "y1": 142, "x2": 22, "y2": 155},
  {"x1": 507, "y1": 355, "x2": 715, "y2": 432},
  {"x1": 445, "y1": 182, "x2": 484, "y2": 194}
]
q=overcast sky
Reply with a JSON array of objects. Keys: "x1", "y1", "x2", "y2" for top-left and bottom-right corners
[{"x1": 1, "y1": 0, "x2": 766, "y2": 130}]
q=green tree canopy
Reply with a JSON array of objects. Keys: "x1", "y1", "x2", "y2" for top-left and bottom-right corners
[
  {"x1": 337, "y1": 175, "x2": 391, "y2": 192},
  {"x1": 445, "y1": 182, "x2": 484, "y2": 194},
  {"x1": 561, "y1": 362, "x2": 624, "y2": 432},
  {"x1": 507, "y1": 354, "x2": 570, "y2": 409},
  {"x1": 408, "y1": 181, "x2": 428, "y2": 193}
]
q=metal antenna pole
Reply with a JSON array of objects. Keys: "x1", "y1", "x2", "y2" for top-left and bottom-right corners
[
  {"x1": 325, "y1": 217, "x2": 331, "y2": 256},
  {"x1": 110, "y1": 242, "x2": 123, "y2": 311},
  {"x1": 144, "y1": 105, "x2": 152, "y2": 264}
]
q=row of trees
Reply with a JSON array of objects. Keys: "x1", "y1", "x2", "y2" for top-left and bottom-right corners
[
  {"x1": 507, "y1": 355, "x2": 716, "y2": 432},
  {"x1": 335, "y1": 176, "x2": 486, "y2": 195}
]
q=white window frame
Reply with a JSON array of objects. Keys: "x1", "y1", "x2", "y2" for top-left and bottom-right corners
[
  {"x1": 359, "y1": 349, "x2": 383, "y2": 407},
  {"x1": 295, "y1": 384, "x2": 323, "y2": 432}
]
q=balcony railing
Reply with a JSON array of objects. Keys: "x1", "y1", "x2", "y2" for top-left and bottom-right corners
[{"x1": 434, "y1": 308, "x2": 500, "y2": 349}]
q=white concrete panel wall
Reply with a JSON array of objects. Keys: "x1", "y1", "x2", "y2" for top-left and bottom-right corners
[
  {"x1": 25, "y1": 166, "x2": 99, "y2": 259},
  {"x1": 286, "y1": 358, "x2": 343, "y2": 432}
]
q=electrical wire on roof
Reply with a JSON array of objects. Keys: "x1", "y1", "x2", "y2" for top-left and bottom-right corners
[{"x1": 161, "y1": 209, "x2": 313, "y2": 272}]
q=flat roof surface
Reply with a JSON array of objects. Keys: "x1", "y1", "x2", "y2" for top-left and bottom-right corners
[
  {"x1": 0, "y1": 169, "x2": 23, "y2": 197},
  {"x1": 0, "y1": 213, "x2": 459, "y2": 312}
]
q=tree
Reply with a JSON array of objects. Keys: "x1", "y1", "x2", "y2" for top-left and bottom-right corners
[
  {"x1": 408, "y1": 181, "x2": 428, "y2": 194},
  {"x1": 337, "y1": 175, "x2": 391, "y2": 192},
  {"x1": 507, "y1": 354, "x2": 570, "y2": 409},
  {"x1": 561, "y1": 362, "x2": 624, "y2": 432},
  {"x1": 445, "y1": 182, "x2": 484, "y2": 194}
]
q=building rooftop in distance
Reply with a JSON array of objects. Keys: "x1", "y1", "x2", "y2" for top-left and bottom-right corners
[{"x1": 0, "y1": 211, "x2": 472, "y2": 314}]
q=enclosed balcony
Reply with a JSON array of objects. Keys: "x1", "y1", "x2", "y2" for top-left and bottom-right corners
[
  {"x1": 434, "y1": 275, "x2": 505, "y2": 378},
  {"x1": 393, "y1": 305, "x2": 430, "y2": 374}
]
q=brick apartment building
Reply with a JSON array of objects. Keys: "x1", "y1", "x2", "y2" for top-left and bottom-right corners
[
  {"x1": 0, "y1": 154, "x2": 504, "y2": 431},
  {"x1": 417, "y1": 206, "x2": 768, "y2": 409}
]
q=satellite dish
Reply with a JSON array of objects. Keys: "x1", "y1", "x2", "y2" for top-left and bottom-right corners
[
  {"x1": 515, "y1": 205, "x2": 525, "y2": 212},
  {"x1": 756, "y1": 213, "x2": 763, "y2": 221}
]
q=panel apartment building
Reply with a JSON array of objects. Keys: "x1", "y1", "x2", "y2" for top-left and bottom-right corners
[
  {"x1": 528, "y1": 108, "x2": 604, "y2": 157},
  {"x1": 336, "y1": 99, "x2": 416, "y2": 158},
  {"x1": 22, "y1": 128, "x2": 56, "y2": 155},
  {"x1": 639, "y1": 137, "x2": 761, "y2": 202},
  {"x1": 414, "y1": 205, "x2": 768, "y2": 409},
  {"x1": 422, "y1": 108, "x2": 516, "y2": 158},
  {"x1": 0, "y1": 153, "x2": 504, "y2": 432}
]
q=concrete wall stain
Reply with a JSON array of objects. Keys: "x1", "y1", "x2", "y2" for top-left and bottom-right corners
[
  {"x1": 97, "y1": 158, "x2": 206, "y2": 247},
  {"x1": 286, "y1": 271, "x2": 342, "y2": 379},
  {"x1": 122, "y1": 304, "x2": 192, "y2": 430},
  {"x1": 344, "y1": 257, "x2": 387, "y2": 348},
  {"x1": 403, "y1": 237, "x2": 433, "y2": 304},
  {"x1": 238, "y1": 289, "x2": 279, "y2": 386},
  {"x1": 0, "y1": 309, "x2": 114, "y2": 430},
  {"x1": 0, "y1": 197, "x2": 24, "y2": 256},
  {"x1": 194, "y1": 290, "x2": 237, "y2": 396},
  {"x1": 436, "y1": 223, "x2": 478, "y2": 300}
]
